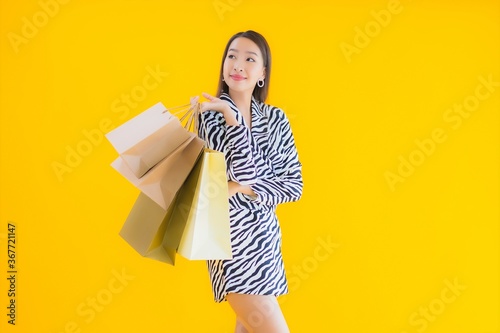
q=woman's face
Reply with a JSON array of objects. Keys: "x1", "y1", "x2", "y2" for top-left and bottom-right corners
[{"x1": 223, "y1": 37, "x2": 266, "y2": 96}]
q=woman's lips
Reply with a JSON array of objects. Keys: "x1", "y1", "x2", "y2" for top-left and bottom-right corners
[{"x1": 230, "y1": 75, "x2": 246, "y2": 81}]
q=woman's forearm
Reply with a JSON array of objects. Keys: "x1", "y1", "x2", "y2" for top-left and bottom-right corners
[
  {"x1": 222, "y1": 105, "x2": 239, "y2": 126},
  {"x1": 228, "y1": 180, "x2": 256, "y2": 197}
]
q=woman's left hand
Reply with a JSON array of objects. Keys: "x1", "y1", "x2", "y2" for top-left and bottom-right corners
[
  {"x1": 228, "y1": 181, "x2": 240, "y2": 198},
  {"x1": 228, "y1": 181, "x2": 256, "y2": 198}
]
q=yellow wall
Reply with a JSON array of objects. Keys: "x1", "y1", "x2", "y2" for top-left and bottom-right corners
[{"x1": 1, "y1": 0, "x2": 498, "y2": 332}]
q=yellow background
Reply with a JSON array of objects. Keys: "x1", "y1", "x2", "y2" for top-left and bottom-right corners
[{"x1": 0, "y1": 0, "x2": 499, "y2": 332}]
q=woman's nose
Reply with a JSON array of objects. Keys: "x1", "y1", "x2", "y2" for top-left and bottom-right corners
[{"x1": 233, "y1": 63, "x2": 243, "y2": 72}]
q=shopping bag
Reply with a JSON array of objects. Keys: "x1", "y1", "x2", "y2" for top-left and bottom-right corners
[
  {"x1": 118, "y1": 148, "x2": 231, "y2": 265},
  {"x1": 105, "y1": 102, "x2": 192, "y2": 178},
  {"x1": 113, "y1": 101, "x2": 231, "y2": 264},
  {"x1": 119, "y1": 192, "x2": 179, "y2": 264},
  {"x1": 110, "y1": 134, "x2": 205, "y2": 210},
  {"x1": 171, "y1": 148, "x2": 232, "y2": 260}
]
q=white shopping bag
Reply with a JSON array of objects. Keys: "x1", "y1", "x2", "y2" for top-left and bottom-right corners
[{"x1": 105, "y1": 102, "x2": 192, "y2": 178}]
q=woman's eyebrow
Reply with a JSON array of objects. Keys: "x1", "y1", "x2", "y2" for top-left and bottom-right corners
[{"x1": 228, "y1": 48, "x2": 259, "y2": 56}]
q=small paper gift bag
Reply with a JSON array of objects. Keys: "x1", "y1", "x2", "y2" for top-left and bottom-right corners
[
  {"x1": 110, "y1": 134, "x2": 204, "y2": 210},
  {"x1": 105, "y1": 102, "x2": 192, "y2": 178},
  {"x1": 173, "y1": 148, "x2": 232, "y2": 260}
]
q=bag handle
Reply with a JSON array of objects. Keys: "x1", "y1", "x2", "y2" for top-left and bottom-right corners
[{"x1": 163, "y1": 102, "x2": 209, "y2": 146}]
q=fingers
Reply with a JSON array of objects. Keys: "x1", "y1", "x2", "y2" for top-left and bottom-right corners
[
  {"x1": 199, "y1": 101, "x2": 209, "y2": 113},
  {"x1": 202, "y1": 92, "x2": 216, "y2": 101},
  {"x1": 198, "y1": 92, "x2": 228, "y2": 114},
  {"x1": 200, "y1": 93, "x2": 217, "y2": 113},
  {"x1": 228, "y1": 181, "x2": 237, "y2": 198},
  {"x1": 190, "y1": 95, "x2": 199, "y2": 107}
]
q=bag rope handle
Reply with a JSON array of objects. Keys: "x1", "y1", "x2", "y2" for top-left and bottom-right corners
[{"x1": 163, "y1": 102, "x2": 209, "y2": 147}]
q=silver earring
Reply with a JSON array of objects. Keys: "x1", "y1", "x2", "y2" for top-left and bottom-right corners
[{"x1": 257, "y1": 78, "x2": 265, "y2": 88}]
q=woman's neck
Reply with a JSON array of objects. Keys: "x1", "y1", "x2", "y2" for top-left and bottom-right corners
[{"x1": 228, "y1": 90, "x2": 252, "y2": 114}]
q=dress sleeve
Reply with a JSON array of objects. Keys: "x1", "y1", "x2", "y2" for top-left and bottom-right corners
[
  {"x1": 198, "y1": 107, "x2": 303, "y2": 206},
  {"x1": 250, "y1": 110, "x2": 303, "y2": 206},
  {"x1": 197, "y1": 111, "x2": 258, "y2": 183},
  {"x1": 197, "y1": 110, "x2": 226, "y2": 151}
]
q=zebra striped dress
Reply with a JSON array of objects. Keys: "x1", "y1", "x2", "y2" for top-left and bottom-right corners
[{"x1": 198, "y1": 93, "x2": 303, "y2": 303}]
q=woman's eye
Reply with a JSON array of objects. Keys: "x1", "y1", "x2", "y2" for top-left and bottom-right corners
[
  {"x1": 228, "y1": 54, "x2": 236, "y2": 59},
  {"x1": 247, "y1": 58, "x2": 255, "y2": 62}
]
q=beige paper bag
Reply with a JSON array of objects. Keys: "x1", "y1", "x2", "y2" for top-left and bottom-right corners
[
  {"x1": 119, "y1": 192, "x2": 179, "y2": 265},
  {"x1": 105, "y1": 102, "x2": 191, "y2": 178},
  {"x1": 171, "y1": 148, "x2": 232, "y2": 260},
  {"x1": 118, "y1": 149, "x2": 230, "y2": 265},
  {"x1": 111, "y1": 134, "x2": 205, "y2": 210}
]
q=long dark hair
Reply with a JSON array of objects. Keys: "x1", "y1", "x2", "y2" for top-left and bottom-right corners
[{"x1": 216, "y1": 30, "x2": 271, "y2": 102}]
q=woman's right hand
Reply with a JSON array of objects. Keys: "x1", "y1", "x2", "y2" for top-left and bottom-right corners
[{"x1": 193, "y1": 92, "x2": 238, "y2": 126}]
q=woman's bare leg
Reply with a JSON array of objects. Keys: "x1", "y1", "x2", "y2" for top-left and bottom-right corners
[
  {"x1": 235, "y1": 319, "x2": 249, "y2": 333},
  {"x1": 227, "y1": 293, "x2": 290, "y2": 333}
]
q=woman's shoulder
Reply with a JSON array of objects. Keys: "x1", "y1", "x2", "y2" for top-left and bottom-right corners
[
  {"x1": 260, "y1": 102, "x2": 287, "y2": 120},
  {"x1": 258, "y1": 100, "x2": 289, "y2": 124}
]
